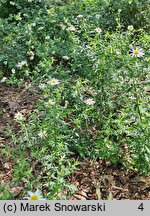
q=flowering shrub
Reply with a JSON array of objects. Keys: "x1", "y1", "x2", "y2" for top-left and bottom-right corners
[{"x1": 0, "y1": 0, "x2": 149, "y2": 199}]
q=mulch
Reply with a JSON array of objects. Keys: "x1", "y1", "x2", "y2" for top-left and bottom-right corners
[
  {"x1": 68, "y1": 158, "x2": 150, "y2": 200},
  {"x1": 0, "y1": 83, "x2": 39, "y2": 194}
]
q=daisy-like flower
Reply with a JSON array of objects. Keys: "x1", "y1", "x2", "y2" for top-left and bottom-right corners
[
  {"x1": 130, "y1": 47, "x2": 144, "y2": 57},
  {"x1": 47, "y1": 78, "x2": 60, "y2": 85},
  {"x1": 14, "y1": 112, "x2": 24, "y2": 121},
  {"x1": 16, "y1": 60, "x2": 28, "y2": 69},
  {"x1": 84, "y1": 98, "x2": 95, "y2": 105},
  {"x1": 145, "y1": 57, "x2": 150, "y2": 62},
  {"x1": 95, "y1": 27, "x2": 102, "y2": 33},
  {"x1": 127, "y1": 25, "x2": 134, "y2": 31},
  {"x1": 11, "y1": 68, "x2": 16, "y2": 74},
  {"x1": 67, "y1": 25, "x2": 76, "y2": 32},
  {"x1": 116, "y1": 50, "x2": 121, "y2": 55},
  {"x1": 63, "y1": 100, "x2": 69, "y2": 109},
  {"x1": 76, "y1": 14, "x2": 83, "y2": 19},
  {"x1": 25, "y1": 70, "x2": 30, "y2": 76},
  {"x1": 62, "y1": 56, "x2": 69, "y2": 60},
  {"x1": 10, "y1": 1, "x2": 15, "y2": 5},
  {"x1": 45, "y1": 35, "x2": 50, "y2": 40},
  {"x1": 3, "y1": 61, "x2": 7, "y2": 65},
  {"x1": 38, "y1": 130, "x2": 47, "y2": 138},
  {"x1": 27, "y1": 50, "x2": 35, "y2": 60},
  {"x1": 46, "y1": 99, "x2": 55, "y2": 106},
  {"x1": 39, "y1": 83, "x2": 46, "y2": 90},
  {"x1": 23, "y1": 189, "x2": 46, "y2": 200},
  {"x1": 96, "y1": 14, "x2": 101, "y2": 19},
  {"x1": 0, "y1": 77, "x2": 7, "y2": 83}
]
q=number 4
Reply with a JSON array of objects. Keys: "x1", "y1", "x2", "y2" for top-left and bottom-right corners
[{"x1": 138, "y1": 203, "x2": 144, "y2": 211}]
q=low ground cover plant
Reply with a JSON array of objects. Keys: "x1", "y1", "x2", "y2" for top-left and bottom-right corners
[{"x1": 0, "y1": 0, "x2": 149, "y2": 199}]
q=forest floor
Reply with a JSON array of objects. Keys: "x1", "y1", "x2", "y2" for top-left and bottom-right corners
[{"x1": 0, "y1": 83, "x2": 149, "y2": 200}]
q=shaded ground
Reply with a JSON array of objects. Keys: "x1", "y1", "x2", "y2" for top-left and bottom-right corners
[
  {"x1": 0, "y1": 83, "x2": 39, "y2": 196},
  {"x1": 0, "y1": 84, "x2": 150, "y2": 200},
  {"x1": 0, "y1": 83, "x2": 38, "y2": 147},
  {"x1": 68, "y1": 159, "x2": 150, "y2": 200}
]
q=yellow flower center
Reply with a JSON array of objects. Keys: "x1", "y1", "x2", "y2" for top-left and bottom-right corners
[
  {"x1": 133, "y1": 49, "x2": 139, "y2": 55},
  {"x1": 87, "y1": 99, "x2": 91, "y2": 103},
  {"x1": 30, "y1": 195, "x2": 39, "y2": 200},
  {"x1": 128, "y1": 25, "x2": 133, "y2": 30},
  {"x1": 47, "y1": 101, "x2": 52, "y2": 105},
  {"x1": 51, "y1": 80, "x2": 56, "y2": 83}
]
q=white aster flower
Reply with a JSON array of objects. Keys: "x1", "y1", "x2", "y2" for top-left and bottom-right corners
[
  {"x1": 76, "y1": 14, "x2": 83, "y2": 19},
  {"x1": 20, "y1": 60, "x2": 28, "y2": 66},
  {"x1": 23, "y1": 189, "x2": 46, "y2": 200},
  {"x1": 46, "y1": 99, "x2": 55, "y2": 106},
  {"x1": 38, "y1": 130, "x2": 47, "y2": 138},
  {"x1": 45, "y1": 35, "x2": 50, "y2": 40},
  {"x1": 31, "y1": 22, "x2": 36, "y2": 27},
  {"x1": 25, "y1": 70, "x2": 30, "y2": 76},
  {"x1": 11, "y1": 68, "x2": 16, "y2": 74},
  {"x1": 62, "y1": 56, "x2": 69, "y2": 60},
  {"x1": 95, "y1": 27, "x2": 102, "y2": 33},
  {"x1": 10, "y1": 1, "x2": 15, "y2": 5},
  {"x1": 16, "y1": 60, "x2": 28, "y2": 69},
  {"x1": 0, "y1": 77, "x2": 7, "y2": 83},
  {"x1": 14, "y1": 112, "x2": 24, "y2": 121},
  {"x1": 130, "y1": 47, "x2": 144, "y2": 57},
  {"x1": 116, "y1": 50, "x2": 121, "y2": 55},
  {"x1": 127, "y1": 25, "x2": 134, "y2": 31},
  {"x1": 67, "y1": 25, "x2": 76, "y2": 32},
  {"x1": 3, "y1": 61, "x2": 7, "y2": 65},
  {"x1": 84, "y1": 98, "x2": 95, "y2": 105},
  {"x1": 145, "y1": 57, "x2": 150, "y2": 62},
  {"x1": 39, "y1": 84, "x2": 46, "y2": 90},
  {"x1": 27, "y1": 50, "x2": 35, "y2": 60},
  {"x1": 96, "y1": 14, "x2": 101, "y2": 19},
  {"x1": 47, "y1": 78, "x2": 60, "y2": 85}
]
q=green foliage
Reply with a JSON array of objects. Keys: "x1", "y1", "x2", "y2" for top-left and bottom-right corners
[
  {"x1": 0, "y1": 187, "x2": 11, "y2": 200},
  {"x1": 0, "y1": 0, "x2": 149, "y2": 199},
  {"x1": 0, "y1": 0, "x2": 45, "y2": 19}
]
